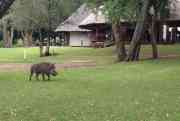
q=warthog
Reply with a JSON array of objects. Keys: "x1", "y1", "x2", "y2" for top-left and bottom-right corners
[{"x1": 29, "y1": 62, "x2": 58, "y2": 81}]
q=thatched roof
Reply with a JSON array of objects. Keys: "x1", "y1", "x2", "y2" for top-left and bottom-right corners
[
  {"x1": 56, "y1": 1, "x2": 180, "y2": 32},
  {"x1": 55, "y1": 4, "x2": 92, "y2": 32},
  {"x1": 79, "y1": 9, "x2": 108, "y2": 26},
  {"x1": 168, "y1": 0, "x2": 180, "y2": 20}
]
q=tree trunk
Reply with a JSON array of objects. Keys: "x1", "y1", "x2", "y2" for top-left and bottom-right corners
[
  {"x1": 27, "y1": 31, "x2": 33, "y2": 47},
  {"x1": 132, "y1": 43, "x2": 141, "y2": 61},
  {"x1": 0, "y1": 0, "x2": 15, "y2": 48},
  {"x1": 38, "y1": 29, "x2": 44, "y2": 57},
  {"x1": 21, "y1": 31, "x2": 25, "y2": 46},
  {"x1": 39, "y1": 28, "x2": 42, "y2": 42},
  {"x1": 40, "y1": 45, "x2": 44, "y2": 57},
  {"x1": 9, "y1": 27, "x2": 14, "y2": 47},
  {"x1": 22, "y1": 30, "x2": 33, "y2": 47},
  {"x1": 45, "y1": 45, "x2": 50, "y2": 56},
  {"x1": 126, "y1": 0, "x2": 151, "y2": 61},
  {"x1": 3, "y1": 21, "x2": 13, "y2": 48},
  {"x1": 44, "y1": 30, "x2": 51, "y2": 56},
  {"x1": 112, "y1": 23, "x2": 126, "y2": 61},
  {"x1": 150, "y1": 15, "x2": 158, "y2": 59},
  {"x1": 3, "y1": 21, "x2": 7, "y2": 48}
]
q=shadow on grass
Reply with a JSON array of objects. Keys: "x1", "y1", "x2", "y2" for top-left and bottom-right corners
[
  {"x1": 112, "y1": 55, "x2": 180, "y2": 64},
  {"x1": 40, "y1": 52, "x2": 60, "y2": 58},
  {"x1": 29, "y1": 78, "x2": 59, "y2": 82},
  {"x1": 28, "y1": 75, "x2": 67, "y2": 82}
]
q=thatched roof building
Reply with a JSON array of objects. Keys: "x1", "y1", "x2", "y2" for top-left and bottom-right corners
[
  {"x1": 55, "y1": 4, "x2": 112, "y2": 47},
  {"x1": 161, "y1": 0, "x2": 180, "y2": 26},
  {"x1": 80, "y1": 11, "x2": 108, "y2": 26},
  {"x1": 169, "y1": 0, "x2": 180, "y2": 20},
  {"x1": 55, "y1": 4, "x2": 91, "y2": 32},
  {"x1": 55, "y1": 4, "x2": 93, "y2": 47},
  {"x1": 157, "y1": 0, "x2": 180, "y2": 44}
]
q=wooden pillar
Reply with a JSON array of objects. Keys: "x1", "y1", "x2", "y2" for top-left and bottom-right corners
[
  {"x1": 171, "y1": 27, "x2": 177, "y2": 44},
  {"x1": 166, "y1": 25, "x2": 170, "y2": 44},
  {"x1": 176, "y1": 28, "x2": 178, "y2": 42},
  {"x1": 169, "y1": 27, "x2": 173, "y2": 43},
  {"x1": 158, "y1": 23, "x2": 163, "y2": 43},
  {"x1": 156, "y1": 22, "x2": 161, "y2": 43},
  {"x1": 96, "y1": 28, "x2": 98, "y2": 41}
]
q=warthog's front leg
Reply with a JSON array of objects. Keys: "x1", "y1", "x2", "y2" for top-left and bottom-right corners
[
  {"x1": 36, "y1": 73, "x2": 40, "y2": 80},
  {"x1": 29, "y1": 72, "x2": 33, "y2": 81},
  {"x1": 42, "y1": 74, "x2": 46, "y2": 81},
  {"x1": 46, "y1": 74, "x2": 50, "y2": 80}
]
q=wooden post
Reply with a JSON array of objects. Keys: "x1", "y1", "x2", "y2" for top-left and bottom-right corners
[
  {"x1": 171, "y1": 27, "x2": 177, "y2": 44},
  {"x1": 24, "y1": 49, "x2": 27, "y2": 59},
  {"x1": 96, "y1": 28, "x2": 98, "y2": 41}
]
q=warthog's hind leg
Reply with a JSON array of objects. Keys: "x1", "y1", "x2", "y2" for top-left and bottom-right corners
[{"x1": 29, "y1": 72, "x2": 33, "y2": 81}]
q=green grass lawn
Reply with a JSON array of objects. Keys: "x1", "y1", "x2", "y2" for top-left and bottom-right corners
[
  {"x1": 0, "y1": 47, "x2": 115, "y2": 64},
  {"x1": 0, "y1": 45, "x2": 180, "y2": 121},
  {"x1": 1, "y1": 44, "x2": 180, "y2": 64}
]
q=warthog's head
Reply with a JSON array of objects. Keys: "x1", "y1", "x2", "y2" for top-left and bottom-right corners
[{"x1": 50, "y1": 64, "x2": 58, "y2": 76}]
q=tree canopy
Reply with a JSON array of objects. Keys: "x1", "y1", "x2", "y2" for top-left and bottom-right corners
[{"x1": 8, "y1": 0, "x2": 84, "y2": 31}]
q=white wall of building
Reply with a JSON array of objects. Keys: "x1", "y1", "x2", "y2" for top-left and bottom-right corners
[{"x1": 69, "y1": 32, "x2": 91, "y2": 47}]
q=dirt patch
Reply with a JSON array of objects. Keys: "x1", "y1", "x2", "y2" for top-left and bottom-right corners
[
  {"x1": 142, "y1": 53, "x2": 180, "y2": 60},
  {"x1": 159, "y1": 54, "x2": 180, "y2": 59},
  {"x1": 0, "y1": 61, "x2": 96, "y2": 72}
]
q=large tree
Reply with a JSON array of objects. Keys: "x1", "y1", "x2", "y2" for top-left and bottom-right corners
[
  {"x1": 106, "y1": 0, "x2": 138, "y2": 61},
  {"x1": 0, "y1": 0, "x2": 15, "y2": 18},
  {"x1": 0, "y1": 0, "x2": 15, "y2": 48},
  {"x1": 6, "y1": 0, "x2": 83, "y2": 55},
  {"x1": 1, "y1": 14, "x2": 14, "y2": 48},
  {"x1": 88, "y1": 0, "x2": 138, "y2": 61},
  {"x1": 88, "y1": 0, "x2": 172, "y2": 61},
  {"x1": 44, "y1": 0, "x2": 84, "y2": 56}
]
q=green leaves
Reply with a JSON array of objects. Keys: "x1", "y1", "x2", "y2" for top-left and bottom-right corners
[
  {"x1": 88, "y1": 0, "x2": 139, "y2": 23},
  {"x1": 5, "y1": 0, "x2": 84, "y2": 31},
  {"x1": 87, "y1": 0, "x2": 176, "y2": 23}
]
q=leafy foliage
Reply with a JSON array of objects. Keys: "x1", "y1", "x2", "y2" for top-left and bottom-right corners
[
  {"x1": 87, "y1": 0, "x2": 177, "y2": 23},
  {"x1": 103, "y1": 0, "x2": 139, "y2": 23},
  {"x1": 7, "y1": 0, "x2": 84, "y2": 31},
  {"x1": 87, "y1": 0, "x2": 141, "y2": 23}
]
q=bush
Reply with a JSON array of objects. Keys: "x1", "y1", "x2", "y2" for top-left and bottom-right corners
[
  {"x1": 13, "y1": 39, "x2": 24, "y2": 47},
  {"x1": 0, "y1": 41, "x2": 4, "y2": 47}
]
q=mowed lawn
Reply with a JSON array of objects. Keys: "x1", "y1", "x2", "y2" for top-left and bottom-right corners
[
  {"x1": 0, "y1": 46, "x2": 115, "y2": 64},
  {"x1": 1, "y1": 44, "x2": 180, "y2": 64},
  {"x1": 0, "y1": 45, "x2": 180, "y2": 121}
]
